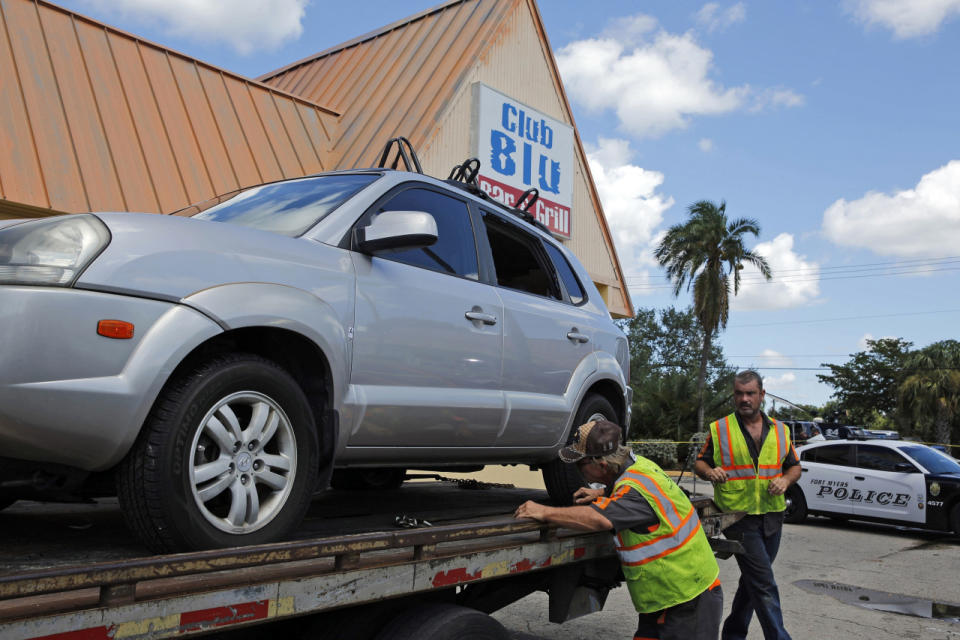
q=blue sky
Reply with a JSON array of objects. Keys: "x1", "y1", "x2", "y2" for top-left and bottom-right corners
[{"x1": 60, "y1": 0, "x2": 960, "y2": 409}]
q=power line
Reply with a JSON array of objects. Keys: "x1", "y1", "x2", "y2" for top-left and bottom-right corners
[
  {"x1": 625, "y1": 255, "x2": 960, "y2": 281},
  {"x1": 727, "y1": 308, "x2": 960, "y2": 328},
  {"x1": 623, "y1": 256, "x2": 960, "y2": 290},
  {"x1": 625, "y1": 265, "x2": 960, "y2": 289}
]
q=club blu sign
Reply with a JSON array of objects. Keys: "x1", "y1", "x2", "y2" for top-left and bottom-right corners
[{"x1": 472, "y1": 84, "x2": 574, "y2": 238}]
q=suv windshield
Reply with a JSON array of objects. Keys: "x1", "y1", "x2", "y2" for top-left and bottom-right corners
[
  {"x1": 193, "y1": 174, "x2": 379, "y2": 237},
  {"x1": 901, "y1": 445, "x2": 960, "y2": 474}
]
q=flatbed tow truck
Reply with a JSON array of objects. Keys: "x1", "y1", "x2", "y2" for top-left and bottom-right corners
[{"x1": 0, "y1": 478, "x2": 742, "y2": 640}]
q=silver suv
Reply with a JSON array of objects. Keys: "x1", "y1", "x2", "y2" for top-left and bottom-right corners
[{"x1": 0, "y1": 156, "x2": 630, "y2": 551}]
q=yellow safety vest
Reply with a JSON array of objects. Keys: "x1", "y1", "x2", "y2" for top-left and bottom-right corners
[
  {"x1": 708, "y1": 413, "x2": 791, "y2": 514},
  {"x1": 613, "y1": 458, "x2": 720, "y2": 613}
]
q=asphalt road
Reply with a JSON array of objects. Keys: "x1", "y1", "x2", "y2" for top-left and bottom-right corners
[{"x1": 493, "y1": 514, "x2": 960, "y2": 640}]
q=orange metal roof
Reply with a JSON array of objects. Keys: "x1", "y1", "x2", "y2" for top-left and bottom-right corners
[
  {"x1": 0, "y1": 0, "x2": 339, "y2": 216},
  {"x1": 260, "y1": 0, "x2": 518, "y2": 171}
]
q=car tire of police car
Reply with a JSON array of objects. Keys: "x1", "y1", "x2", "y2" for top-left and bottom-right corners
[
  {"x1": 374, "y1": 603, "x2": 510, "y2": 640},
  {"x1": 542, "y1": 393, "x2": 617, "y2": 506},
  {"x1": 117, "y1": 354, "x2": 319, "y2": 553},
  {"x1": 784, "y1": 485, "x2": 807, "y2": 524},
  {"x1": 951, "y1": 502, "x2": 960, "y2": 536}
]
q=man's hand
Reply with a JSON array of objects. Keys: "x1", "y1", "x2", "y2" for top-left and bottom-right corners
[
  {"x1": 703, "y1": 467, "x2": 728, "y2": 484},
  {"x1": 514, "y1": 500, "x2": 549, "y2": 521},
  {"x1": 573, "y1": 487, "x2": 604, "y2": 504},
  {"x1": 767, "y1": 476, "x2": 789, "y2": 495}
]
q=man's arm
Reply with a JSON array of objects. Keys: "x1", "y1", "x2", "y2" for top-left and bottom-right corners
[
  {"x1": 694, "y1": 433, "x2": 728, "y2": 483},
  {"x1": 768, "y1": 463, "x2": 802, "y2": 495},
  {"x1": 514, "y1": 501, "x2": 613, "y2": 531}
]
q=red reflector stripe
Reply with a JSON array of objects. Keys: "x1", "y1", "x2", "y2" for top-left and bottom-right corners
[
  {"x1": 180, "y1": 600, "x2": 270, "y2": 630},
  {"x1": 97, "y1": 320, "x2": 134, "y2": 339}
]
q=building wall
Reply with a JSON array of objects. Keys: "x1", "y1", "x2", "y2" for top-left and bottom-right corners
[
  {"x1": 414, "y1": 1, "x2": 630, "y2": 316},
  {"x1": 0, "y1": 0, "x2": 338, "y2": 220}
]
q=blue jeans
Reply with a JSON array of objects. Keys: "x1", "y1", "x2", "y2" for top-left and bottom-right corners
[{"x1": 721, "y1": 515, "x2": 791, "y2": 640}]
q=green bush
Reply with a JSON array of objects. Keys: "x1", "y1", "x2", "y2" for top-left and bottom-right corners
[{"x1": 631, "y1": 440, "x2": 679, "y2": 469}]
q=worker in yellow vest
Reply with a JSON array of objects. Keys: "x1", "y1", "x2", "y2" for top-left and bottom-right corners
[
  {"x1": 695, "y1": 370, "x2": 801, "y2": 640},
  {"x1": 515, "y1": 420, "x2": 722, "y2": 640}
]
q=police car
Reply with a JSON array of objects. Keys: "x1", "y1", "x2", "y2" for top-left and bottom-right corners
[{"x1": 785, "y1": 439, "x2": 960, "y2": 535}]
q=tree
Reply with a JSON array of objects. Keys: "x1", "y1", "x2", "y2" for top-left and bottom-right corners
[
  {"x1": 619, "y1": 306, "x2": 733, "y2": 440},
  {"x1": 898, "y1": 340, "x2": 960, "y2": 445},
  {"x1": 817, "y1": 338, "x2": 913, "y2": 427},
  {"x1": 654, "y1": 200, "x2": 771, "y2": 431}
]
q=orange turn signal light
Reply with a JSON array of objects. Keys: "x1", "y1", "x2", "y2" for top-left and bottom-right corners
[{"x1": 97, "y1": 320, "x2": 135, "y2": 340}]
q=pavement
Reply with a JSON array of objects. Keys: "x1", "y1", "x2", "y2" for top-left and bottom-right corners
[{"x1": 493, "y1": 477, "x2": 960, "y2": 640}]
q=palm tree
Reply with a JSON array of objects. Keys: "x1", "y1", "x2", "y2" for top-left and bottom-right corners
[
  {"x1": 654, "y1": 200, "x2": 771, "y2": 431},
  {"x1": 898, "y1": 340, "x2": 960, "y2": 445}
]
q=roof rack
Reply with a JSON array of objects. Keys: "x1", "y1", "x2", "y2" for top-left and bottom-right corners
[
  {"x1": 373, "y1": 137, "x2": 553, "y2": 235},
  {"x1": 376, "y1": 136, "x2": 423, "y2": 173},
  {"x1": 444, "y1": 156, "x2": 552, "y2": 235}
]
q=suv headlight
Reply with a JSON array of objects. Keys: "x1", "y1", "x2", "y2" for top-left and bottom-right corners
[{"x1": 0, "y1": 214, "x2": 110, "y2": 286}]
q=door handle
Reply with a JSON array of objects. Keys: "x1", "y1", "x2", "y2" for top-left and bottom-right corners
[
  {"x1": 854, "y1": 476, "x2": 865, "y2": 481},
  {"x1": 465, "y1": 311, "x2": 497, "y2": 325},
  {"x1": 566, "y1": 330, "x2": 589, "y2": 344}
]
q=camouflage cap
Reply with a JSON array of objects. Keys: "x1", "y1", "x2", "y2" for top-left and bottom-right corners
[{"x1": 558, "y1": 420, "x2": 622, "y2": 463}]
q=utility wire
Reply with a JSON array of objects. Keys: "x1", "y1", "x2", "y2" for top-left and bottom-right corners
[{"x1": 728, "y1": 308, "x2": 960, "y2": 328}]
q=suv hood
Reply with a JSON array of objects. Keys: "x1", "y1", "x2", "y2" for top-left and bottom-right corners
[{"x1": 78, "y1": 212, "x2": 347, "y2": 300}]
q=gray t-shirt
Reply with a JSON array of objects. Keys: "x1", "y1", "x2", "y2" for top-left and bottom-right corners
[{"x1": 587, "y1": 466, "x2": 659, "y2": 534}]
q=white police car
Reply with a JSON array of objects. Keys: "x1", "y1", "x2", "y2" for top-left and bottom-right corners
[{"x1": 785, "y1": 439, "x2": 960, "y2": 535}]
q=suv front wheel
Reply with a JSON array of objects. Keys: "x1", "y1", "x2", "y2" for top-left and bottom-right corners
[
  {"x1": 541, "y1": 393, "x2": 618, "y2": 505},
  {"x1": 117, "y1": 354, "x2": 319, "y2": 552}
]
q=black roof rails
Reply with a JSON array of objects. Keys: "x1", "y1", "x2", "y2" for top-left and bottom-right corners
[
  {"x1": 376, "y1": 137, "x2": 423, "y2": 173},
  {"x1": 374, "y1": 138, "x2": 554, "y2": 236},
  {"x1": 444, "y1": 157, "x2": 552, "y2": 235}
]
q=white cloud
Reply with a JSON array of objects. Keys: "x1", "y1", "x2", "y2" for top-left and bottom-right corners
[
  {"x1": 758, "y1": 349, "x2": 793, "y2": 368},
  {"x1": 586, "y1": 138, "x2": 674, "y2": 292},
  {"x1": 848, "y1": 0, "x2": 960, "y2": 38},
  {"x1": 555, "y1": 15, "x2": 801, "y2": 138},
  {"x1": 76, "y1": 0, "x2": 307, "y2": 55},
  {"x1": 696, "y1": 2, "x2": 746, "y2": 33},
  {"x1": 762, "y1": 372, "x2": 797, "y2": 392},
  {"x1": 699, "y1": 138, "x2": 714, "y2": 152},
  {"x1": 731, "y1": 233, "x2": 822, "y2": 310},
  {"x1": 749, "y1": 88, "x2": 806, "y2": 112},
  {"x1": 822, "y1": 160, "x2": 960, "y2": 257}
]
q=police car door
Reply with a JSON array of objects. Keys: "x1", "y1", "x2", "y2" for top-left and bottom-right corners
[
  {"x1": 851, "y1": 444, "x2": 926, "y2": 524},
  {"x1": 800, "y1": 443, "x2": 854, "y2": 516}
]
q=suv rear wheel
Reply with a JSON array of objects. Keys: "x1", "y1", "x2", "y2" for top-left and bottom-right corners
[
  {"x1": 117, "y1": 354, "x2": 319, "y2": 552},
  {"x1": 541, "y1": 393, "x2": 618, "y2": 505}
]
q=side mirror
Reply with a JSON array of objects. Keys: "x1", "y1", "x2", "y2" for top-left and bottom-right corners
[{"x1": 354, "y1": 210, "x2": 438, "y2": 254}]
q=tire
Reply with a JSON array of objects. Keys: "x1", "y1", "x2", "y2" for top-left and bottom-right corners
[
  {"x1": 374, "y1": 603, "x2": 510, "y2": 640},
  {"x1": 542, "y1": 393, "x2": 618, "y2": 506},
  {"x1": 784, "y1": 485, "x2": 807, "y2": 524},
  {"x1": 0, "y1": 496, "x2": 15, "y2": 512},
  {"x1": 330, "y1": 468, "x2": 406, "y2": 491},
  {"x1": 117, "y1": 354, "x2": 319, "y2": 552},
  {"x1": 950, "y1": 502, "x2": 960, "y2": 537}
]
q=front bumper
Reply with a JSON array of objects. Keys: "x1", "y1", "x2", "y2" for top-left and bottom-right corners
[{"x1": 0, "y1": 286, "x2": 221, "y2": 470}]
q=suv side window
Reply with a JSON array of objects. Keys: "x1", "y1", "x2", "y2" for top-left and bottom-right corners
[
  {"x1": 856, "y1": 445, "x2": 916, "y2": 472},
  {"x1": 543, "y1": 241, "x2": 586, "y2": 305},
  {"x1": 802, "y1": 444, "x2": 852, "y2": 466},
  {"x1": 369, "y1": 187, "x2": 479, "y2": 279},
  {"x1": 481, "y1": 211, "x2": 561, "y2": 299}
]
